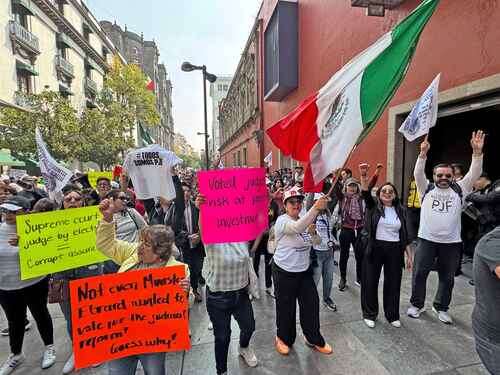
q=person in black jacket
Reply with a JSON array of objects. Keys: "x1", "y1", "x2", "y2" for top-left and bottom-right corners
[
  {"x1": 358, "y1": 163, "x2": 413, "y2": 329},
  {"x1": 148, "y1": 169, "x2": 186, "y2": 255}
]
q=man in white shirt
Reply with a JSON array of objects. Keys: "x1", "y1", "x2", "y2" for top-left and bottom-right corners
[{"x1": 407, "y1": 131, "x2": 485, "y2": 324}]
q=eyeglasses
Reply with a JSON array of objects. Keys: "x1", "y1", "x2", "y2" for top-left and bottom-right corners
[
  {"x1": 435, "y1": 174, "x2": 453, "y2": 178},
  {"x1": 64, "y1": 195, "x2": 82, "y2": 202},
  {"x1": 380, "y1": 189, "x2": 395, "y2": 194},
  {"x1": 287, "y1": 198, "x2": 303, "y2": 205}
]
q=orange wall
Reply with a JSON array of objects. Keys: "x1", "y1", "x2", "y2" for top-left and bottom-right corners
[{"x1": 258, "y1": 0, "x2": 500, "y2": 179}]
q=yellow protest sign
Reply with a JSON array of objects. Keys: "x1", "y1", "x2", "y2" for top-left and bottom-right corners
[
  {"x1": 87, "y1": 172, "x2": 113, "y2": 188},
  {"x1": 17, "y1": 206, "x2": 108, "y2": 280}
]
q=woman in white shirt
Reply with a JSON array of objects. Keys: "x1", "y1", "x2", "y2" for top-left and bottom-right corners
[
  {"x1": 272, "y1": 187, "x2": 333, "y2": 356},
  {"x1": 358, "y1": 164, "x2": 413, "y2": 329}
]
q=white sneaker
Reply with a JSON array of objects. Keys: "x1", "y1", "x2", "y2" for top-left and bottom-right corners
[
  {"x1": 432, "y1": 307, "x2": 453, "y2": 324},
  {"x1": 407, "y1": 305, "x2": 426, "y2": 318},
  {"x1": 208, "y1": 322, "x2": 213, "y2": 331},
  {"x1": 238, "y1": 346, "x2": 258, "y2": 367},
  {"x1": 41, "y1": 345, "x2": 56, "y2": 369},
  {"x1": 390, "y1": 320, "x2": 402, "y2": 328},
  {"x1": 62, "y1": 353, "x2": 74, "y2": 374},
  {"x1": 0, "y1": 353, "x2": 25, "y2": 375},
  {"x1": 363, "y1": 319, "x2": 375, "y2": 328}
]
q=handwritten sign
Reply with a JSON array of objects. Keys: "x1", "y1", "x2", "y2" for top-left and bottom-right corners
[
  {"x1": 198, "y1": 167, "x2": 269, "y2": 244},
  {"x1": 87, "y1": 172, "x2": 113, "y2": 188},
  {"x1": 70, "y1": 266, "x2": 190, "y2": 369},
  {"x1": 17, "y1": 206, "x2": 108, "y2": 279}
]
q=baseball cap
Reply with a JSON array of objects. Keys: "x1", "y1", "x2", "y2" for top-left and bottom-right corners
[
  {"x1": 0, "y1": 195, "x2": 31, "y2": 211},
  {"x1": 283, "y1": 187, "x2": 304, "y2": 203}
]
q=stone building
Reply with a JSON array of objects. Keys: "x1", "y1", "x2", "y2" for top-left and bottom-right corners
[
  {"x1": 100, "y1": 20, "x2": 174, "y2": 149},
  {"x1": 0, "y1": 0, "x2": 124, "y2": 113},
  {"x1": 208, "y1": 75, "x2": 232, "y2": 160}
]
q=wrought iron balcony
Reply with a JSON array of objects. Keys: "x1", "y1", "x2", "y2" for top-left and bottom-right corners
[
  {"x1": 55, "y1": 55, "x2": 74, "y2": 78},
  {"x1": 13, "y1": 91, "x2": 33, "y2": 109},
  {"x1": 84, "y1": 77, "x2": 98, "y2": 96},
  {"x1": 9, "y1": 20, "x2": 40, "y2": 55}
]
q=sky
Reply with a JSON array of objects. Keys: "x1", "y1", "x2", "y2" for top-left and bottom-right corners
[{"x1": 88, "y1": 0, "x2": 262, "y2": 151}]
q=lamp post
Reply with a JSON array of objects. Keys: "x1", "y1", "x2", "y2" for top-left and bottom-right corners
[{"x1": 181, "y1": 61, "x2": 217, "y2": 170}]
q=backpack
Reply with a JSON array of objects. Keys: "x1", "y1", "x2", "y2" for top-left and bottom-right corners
[{"x1": 422, "y1": 182, "x2": 463, "y2": 204}]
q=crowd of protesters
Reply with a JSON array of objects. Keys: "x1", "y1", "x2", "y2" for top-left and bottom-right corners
[{"x1": 0, "y1": 129, "x2": 499, "y2": 374}]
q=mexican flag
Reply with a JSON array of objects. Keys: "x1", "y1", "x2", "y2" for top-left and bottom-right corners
[{"x1": 266, "y1": 0, "x2": 440, "y2": 192}]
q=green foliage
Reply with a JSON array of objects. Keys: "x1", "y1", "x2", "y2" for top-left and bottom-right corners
[
  {"x1": 178, "y1": 153, "x2": 202, "y2": 169},
  {"x1": 0, "y1": 91, "x2": 80, "y2": 161}
]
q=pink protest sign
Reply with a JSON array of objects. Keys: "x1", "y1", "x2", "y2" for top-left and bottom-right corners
[{"x1": 198, "y1": 168, "x2": 269, "y2": 244}]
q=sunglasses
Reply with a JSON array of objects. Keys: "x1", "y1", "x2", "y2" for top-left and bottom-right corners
[
  {"x1": 380, "y1": 189, "x2": 395, "y2": 194},
  {"x1": 64, "y1": 195, "x2": 82, "y2": 202},
  {"x1": 287, "y1": 198, "x2": 303, "y2": 205},
  {"x1": 435, "y1": 174, "x2": 453, "y2": 178}
]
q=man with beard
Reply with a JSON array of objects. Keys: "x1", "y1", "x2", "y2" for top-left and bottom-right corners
[{"x1": 407, "y1": 131, "x2": 485, "y2": 324}]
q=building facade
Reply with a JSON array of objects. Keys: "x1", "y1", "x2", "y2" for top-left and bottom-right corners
[
  {"x1": 0, "y1": 0, "x2": 124, "y2": 114},
  {"x1": 208, "y1": 76, "x2": 232, "y2": 159},
  {"x1": 218, "y1": 22, "x2": 261, "y2": 168},
  {"x1": 100, "y1": 20, "x2": 174, "y2": 149},
  {"x1": 220, "y1": 0, "x2": 500, "y2": 197}
]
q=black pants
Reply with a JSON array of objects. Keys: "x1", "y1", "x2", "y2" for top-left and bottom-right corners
[
  {"x1": 0, "y1": 278, "x2": 53, "y2": 355},
  {"x1": 253, "y1": 246, "x2": 273, "y2": 289},
  {"x1": 206, "y1": 286, "x2": 255, "y2": 375},
  {"x1": 272, "y1": 263, "x2": 325, "y2": 348},
  {"x1": 361, "y1": 240, "x2": 403, "y2": 322},
  {"x1": 182, "y1": 247, "x2": 204, "y2": 292},
  {"x1": 339, "y1": 227, "x2": 363, "y2": 281},
  {"x1": 410, "y1": 238, "x2": 462, "y2": 311}
]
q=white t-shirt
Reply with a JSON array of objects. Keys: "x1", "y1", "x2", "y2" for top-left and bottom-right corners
[
  {"x1": 123, "y1": 145, "x2": 182, "y2": 200},
  {"x1": 414, "y1": 155, "x2": 482, "y2": 243},
  {"x1": 273, "y1": 214, "x2": 313, "y2": 273},
  {"x1": 375, "y1": 207, "x2": 401, "y2": 242}
]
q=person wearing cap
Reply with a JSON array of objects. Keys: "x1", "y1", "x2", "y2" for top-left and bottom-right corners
[
  {"x1": 332, "y1": 174, "x2": 365, "y2": 291},
  {"x1": 358, "y1": 164, "x2": 412, "y2": 329},
  {"x1": 272, "y1": 187, "x2": 333, "y2": 356},
  {"x1": 0, "y1": 196, "x2": 57, "y2": 374},
  {"x1": 311, "y1": 192, "x2": 337, "y2": 312},
  {"x1": 53, "y1": 184, "x2": 104, "y2": 374}
]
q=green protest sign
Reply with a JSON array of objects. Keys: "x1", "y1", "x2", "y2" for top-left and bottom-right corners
[{"x1": 17, "y1": 206, "x2": 108, "y2": 280}]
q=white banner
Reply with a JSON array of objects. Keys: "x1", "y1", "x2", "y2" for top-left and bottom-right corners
[
  {"x1": 35, "y1": 128, "x2": 73, "y2": 195},
  {"x1": 399, "y1": 73, "x2": 440, "y2": 142},
  {"x1": 264, "y1": 152, "x2": 272, "y2": 166}
]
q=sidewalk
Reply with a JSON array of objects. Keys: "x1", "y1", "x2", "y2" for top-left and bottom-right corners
[{"x1": 0, "y1": 254, "x2": 487, "y2": 374}]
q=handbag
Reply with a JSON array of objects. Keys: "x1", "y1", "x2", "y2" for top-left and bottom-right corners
[{"x1": 48, "y1": 278, "x2": 69, "y2": 304}]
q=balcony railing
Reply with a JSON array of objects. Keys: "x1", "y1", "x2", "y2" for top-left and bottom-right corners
[
  {"x1": 84, "y1": 77, "x2": 98, "y2": 96},
  {"x1": 55, "y1": 55, "x2": 74, "y2": 78},
  {"x1": 9, "y1": 20, "x2": 40, "y2": 55},
  {"x1": 13, "y1": 91, "x2": 33, "y2": 109}
]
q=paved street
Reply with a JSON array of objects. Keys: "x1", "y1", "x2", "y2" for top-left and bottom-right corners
[{"x1": 0, "y1": 255, "x2": 488, "y2": 375}]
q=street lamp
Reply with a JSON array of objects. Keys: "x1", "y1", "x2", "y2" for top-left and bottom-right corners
[{"x1": 181, "y1": 61, "x2": 217, "y2": 169}]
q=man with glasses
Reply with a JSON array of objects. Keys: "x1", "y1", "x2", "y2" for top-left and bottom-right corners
[
  {"x1": 89, "y1": 177, "x2": 111, "y2": 205},
  {"x1": 407, "y1": 131, "x2": 485, "y2": 324}
]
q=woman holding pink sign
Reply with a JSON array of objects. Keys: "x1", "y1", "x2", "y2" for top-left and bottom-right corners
[{"x1": 272, "y1": 187, "x2": 333, "y2": 356}]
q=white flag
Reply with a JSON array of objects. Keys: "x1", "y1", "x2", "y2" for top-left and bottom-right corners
[
  {"x1": 264, "y1": 152, "x2": 272, "y2": 166},
  {"x1": 35, "y1": 128, "x2": 72, "y2": 196},
  {"x1": 399, "y1": 73, "x2": 440, "y2": 142}
]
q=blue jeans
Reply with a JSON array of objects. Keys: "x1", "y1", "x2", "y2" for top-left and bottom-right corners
[
  {"x1": 206, "y1": 286, "x2": 255, "y2": 375},
  {"x1": 312, "y1": 250, "x2": 334, "y2": 302},
  {"x1": 108, "y1": 353, "x2": 166, "y2": 375}
]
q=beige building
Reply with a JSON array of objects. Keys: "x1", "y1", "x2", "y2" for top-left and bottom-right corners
[{"x1": 0, "y1": 0, "x2": 127, "y2": 126}]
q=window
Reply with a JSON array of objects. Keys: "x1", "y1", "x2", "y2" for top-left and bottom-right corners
[
  {"x1": 264, "y1": 0, "x2": 298, "y2": 102},
  {"x1": 218, "y1": 84, "x2": 223, "y2": 91},
  {"x1": 223, "y1": 85, "x2": 228, "y2": 91},
  {"x1": 85, "y1": 66, "x2": 92, "y2": 79},
  {"x1": 17, "y1": 73, "x2": 31, "y2": 94},
  {"x1": 13, "y1": 12, "x2": 28, "y2": 28},
  {"x1": 233, "y1": 153, "x2": 237, "y2": 166},
  {"x1": 57, "y1": 1, "x2": 64, "y2": 14},
  {"x1": 237, "y1": 150, "x2": 241, "y2": 166},
  {"x1": 243, "y1": 147, "x2": 247, "y2": 166}
]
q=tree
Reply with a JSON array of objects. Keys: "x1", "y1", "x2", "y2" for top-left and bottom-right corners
[
  {"x1": 172, "y1": 132, "x2": 202, "y2": 169},
  {"x1": 0, "y1": 91, "x2": 81, "y2": 161}
]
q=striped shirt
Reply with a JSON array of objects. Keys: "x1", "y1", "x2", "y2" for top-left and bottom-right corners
[
  {"x1": 0, "y1": 223, "x2": 44, "y2": 290},
  {"x1": 314, "y1": 212, "x2": 333, "y2": 251},
  {"x1": 202, "y1": 242, "x2": 249, "y2": 292}
]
